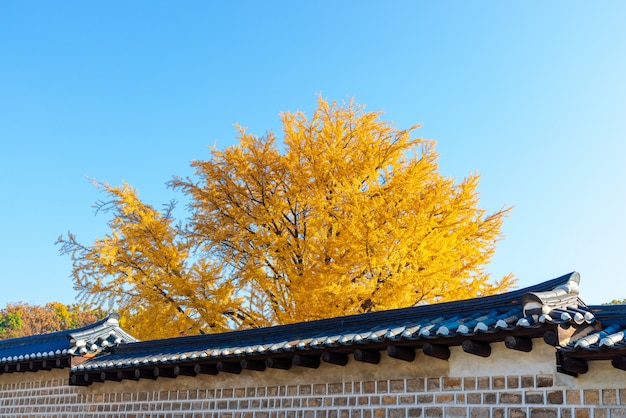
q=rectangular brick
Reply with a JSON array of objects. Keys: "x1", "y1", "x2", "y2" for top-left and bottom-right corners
[
  {"x1": 407, "y1": 378, "x2": 425, "y2": 392},
  {"x1": 507, "y1": 376, "x2": 520, "y2": 389},
  {"x1": 484, "y1": 392, "x2": 497, "y2": 404},
  {"x1": 390, "y1": 379, "x2": 405, "y2": 393},
  {"x1": 529, "y1": 408, "x2": 558, "y2": 418},
  {"x1": 547, "y1": 390, "x2": 563, "y2": 404},
  {"x1": 536, "y1": 375, "x2": 553, "y2": 388},
  {"x1": 602, "y1": 389, "x2": 617, "y2": 405},
  {"x1": 435, "y1": 394, "x2": 454, "y2": 403},
  {"x1": 566, "y1": 390, "x2": 581, "y2": 404},
  {"x1": 583, "y1": 389, "x2": 600, "y2": 405},
  {"x1": 426, "y1": 378, "x2": 440, "y2": 392},
  {"x1": 521, "y1": 375, "x2": 535, "y2": 388},
  {"x1": 492, "y1": 376, "x2": 505, "y2": 389},
  {"x1": 358, "y1": 381, "x2": 372, "y2": 394},
  {"x1": 464, "y1": 377, "x2": 476, "y2": 390},
  {"x1": 525, "y1": 391, "x2": 544, "y2": 404},
  {"x1": 500, "y1": 392, "x2": 522, "y2": 404},
  {"x1": 443, "y1": 377, "x2": 462, "y2": 391}
]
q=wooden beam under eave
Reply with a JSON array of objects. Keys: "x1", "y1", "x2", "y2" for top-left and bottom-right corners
[
  {"x1": 422, "y1": 343, "x2": 450, "y2": 360},
  {"x1": 293, "y1": 354, "x2": 320, "y2": 369},
  {"x1": 322, "y1": 352, "x2": 349, "y2": 366},
  {"x1": 154, "y1": 367, "x2": 178, "y2": 379},
  {"x1": 241, "y1": 359, "x2": 266, "y2": 372},
  {"x1": 102, "y1": 370, "x2": 123, "y2": 381},
  {"x1": 462, "y1": 340, "x2": 491, "y2": 358},
  {"x1": 217, "y1": 361, "x2": 242, "y2": 374},
  {"x1": 84, "y1": 372, "x2": 106, "y2": 383},
  {"x1": 353, "y1": 349, "x2": 380, "y2": 364},
  {"x1": 174, "y1": 365, "x2": 200, "y2": 376},
  {"x1": 387, "y1": 346, "x2": 416, "y2": 362},
  {"x1": 70, "y1": 373, "x2": 90, "y2": 387},
  {"x1": 611, "y1": 355, "x2": 626, "y2": 371},
  {"x1": 266, "y1": 357, "x2": 292, "y2": 370},
  {"x1": 505, "y1": 336, "x2": 533, "y2": 352},
  {"x1": 558, "y1": 356, "x2": 588, "y2": 376},
  {"x1": 195, "y1": 364, "x2": 219, "y2": 375}
]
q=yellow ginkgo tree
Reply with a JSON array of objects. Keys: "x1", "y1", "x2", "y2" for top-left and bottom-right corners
[{"x1": 59, "y1": 97, "x2": 514, "y2": 337}]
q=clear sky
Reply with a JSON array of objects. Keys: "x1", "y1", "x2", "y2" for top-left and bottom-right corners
[{"x1": 1, "y1": 2, "x2": 624, "y2": 308}]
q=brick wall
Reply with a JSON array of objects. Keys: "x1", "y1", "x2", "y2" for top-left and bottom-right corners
[{"x1": 1, "y1": 341, "x2": 625, "y2": 417}]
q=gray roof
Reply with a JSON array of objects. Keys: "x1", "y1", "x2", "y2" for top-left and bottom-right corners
[
  {"x1": 0, "y1": 313, "x2": 137, "y2": 373},
  {"x1": 4, "y1": 271, "x2": 624, "y2": 383},
  {"x1": 70, "y1": 272, "x2": 616, "y2": 384}
]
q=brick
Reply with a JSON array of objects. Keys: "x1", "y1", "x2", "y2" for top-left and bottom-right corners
[
  {"x1": 529, "y1": 408, "x2": 558, "y2": 418},
  {"x1": 508, "y1": 408, "x2": 527, "y2": 418},
  {"x1": 390, "y1": 379, "x2": 404, "y2": 393},
  {"x1": 546, "y1": 390, "x2": 563, "y2": 404},
  {"x1": 417, "y1": 394, "x2": 433, "y2": 404},
  {"x1": 574, "y1": 409, "x2": 590, "y2": 418},
  {"x1": 560, "y1": 408, "x2": 573, "y2": 418},
  {"x1": 477, "y1": 376, "x2": 490, "y2": 390},
  {"x1": 329, "y1": 383, "x2": 343, "y2": 394},
  {"x1": 583, "y1": 389, "x2": 600, "y2": 405},
  {"x1": 424, "y1": 407, "x2": 443, "y2": 417},
  {"x1": 308, "y1": 397, "x2": 323, "y2": 407},
  {"x1": 469, "y1": 407, "x2": 490, "y2": 418},
  {"x1": 464, "y1": 377, "x2": 476, "y2": 390},
  {"x1": 594, "y1": 409, "x2": 608, "y2": 418},
  {"x1": 521, "y1": 375, "x2": 534, "y2": 388},
  {"x1": 426, "y1": 378, "x2": 440, "y2": 392},
  {"x1": 467, "y1": 393, "x2": 482, "y2": 404},
  {"x1": 492, "y1": 376, "x2": 505, "y2": 389},
  {"x1": 399, "y1": 395, "x2": 416, "y2": 404},
  {"x1": 435, "y1": 394, "x2": 453, "y2": 403},
  {"x1": 407, "y1": 378, "x2": 425, "y2": 392},
  {"x1": 500, "y1": 392, "x2": 522, "y2": 404},
  {"x1": 456, "y1": 393, "x2": 465, "y2": 404},
  {"x1": 536, "y1": 375, "x2": 553, "y2": 388},
  {"x1": 382, "y1": 395, "x2": 397, "y2": 405},
  {"x1": 443, "y1": 377, "x2": 462, "y2": 391},
  {"x1": 507, "y1": 376, "x2": 520, "y2": 389},
  {"x1": 299, "y1": 385, "x2": 312, "y2": 395},
  {"x1": 608, "y1": 408, "x2": 626, "y2": 418},
  {"x1": 566, "y1": 390, "x2": 581, "y2": 404},
  {"x1": 484, "y1": 392, "x2": 497, "y2": 404},
  {"x1": 314, "y1": 384, "x2": 326, "y2": 395},
  {"x1": 602, "y1": 389, "x2": 617, "y2": 405},
  {"x1": 444, "y1": 407, "x2": 466, "y2": 417},
  {"x1": 362, "y1": 381, "x2": 375, "y2": 394},
  {"x1": 388, "y1": 408, "x2": 406, "y2": 418},
  {"x1": 525, "y1": 391, "x2": 544, "y2": 404},
  {"x1": 334, "y1": 397, "x2": 348, "y2": 406},
  {"x1": 376, "y1": 380, "x2": 388, "y2": 393},
  {"x1": 408, "y1": 407, "x2": 423, "y2": 417}
]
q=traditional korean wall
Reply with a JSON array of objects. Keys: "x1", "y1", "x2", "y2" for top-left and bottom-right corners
[{"x1": 1, "y1": 339, "x2": 626, "y2": 417}]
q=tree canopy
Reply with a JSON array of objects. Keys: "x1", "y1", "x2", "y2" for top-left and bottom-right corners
[
  {"x1": 0, "y1": 302, "x2": 106, "y2": 339},
  {"x1": 58, "y1": 98, "x2": 514, "y2": 339}
]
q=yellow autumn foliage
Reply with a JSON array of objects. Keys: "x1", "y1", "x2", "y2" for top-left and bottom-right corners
[{"x1": 59, "y1": 97, "x2": 514, "y2": 338}]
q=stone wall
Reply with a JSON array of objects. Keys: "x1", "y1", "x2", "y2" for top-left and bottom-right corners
[{"x1": 1, "y1": 340, "x2": 625, "y2": 417}]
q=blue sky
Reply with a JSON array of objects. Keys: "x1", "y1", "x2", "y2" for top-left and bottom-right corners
[{"x1": 1, "y1": 2, "x2": 624, "y2": 308}]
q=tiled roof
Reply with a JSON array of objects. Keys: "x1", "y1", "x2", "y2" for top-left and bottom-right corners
[
  {"x1": 71, "y1": 272, "x2": 602, "y2": 384},
  {"x1": 0, "y1": 313, "x2": 137, "y2": 373}
]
